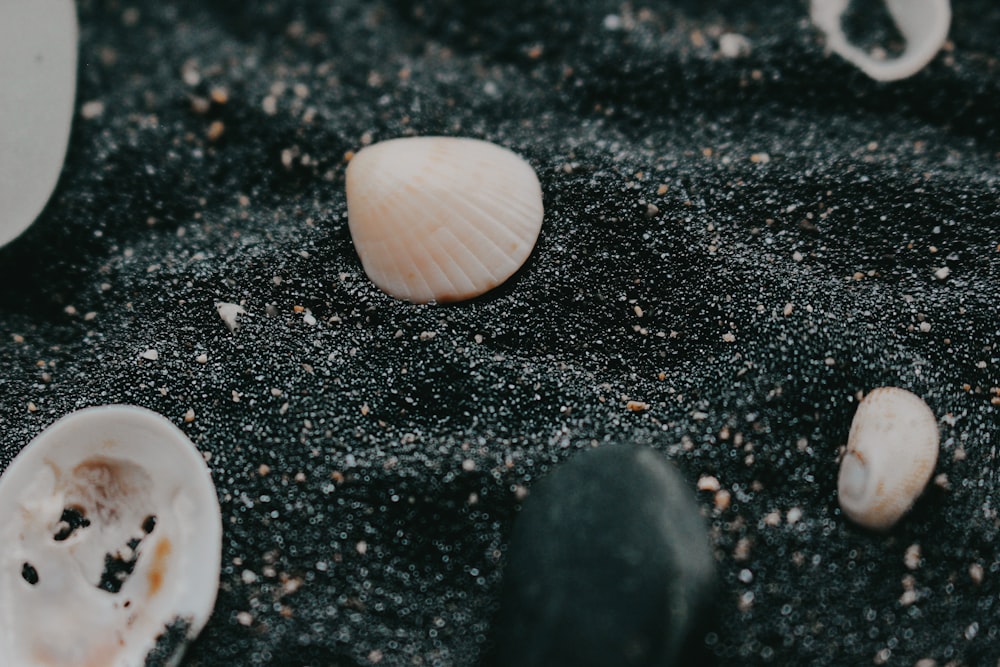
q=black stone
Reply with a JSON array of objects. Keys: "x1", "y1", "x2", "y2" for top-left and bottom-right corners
[{"x1": 488, "y1": 444, "x2": 716, "y2": 667}]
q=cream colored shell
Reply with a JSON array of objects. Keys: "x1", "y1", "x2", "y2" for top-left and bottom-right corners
[
  {"x1": 346, "y1": 136, "x2": 544, "y2": 304},
  {"x1": 838, "y1": 387, "x2": 939, "y2": 530},
  {"x1": 0, "y1": 405, "x2": 222, "y2": 667}
]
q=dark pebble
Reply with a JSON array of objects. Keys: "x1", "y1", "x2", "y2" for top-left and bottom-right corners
[{"x1": 488, "y1": 444, "x2": 716, "y2": 667}]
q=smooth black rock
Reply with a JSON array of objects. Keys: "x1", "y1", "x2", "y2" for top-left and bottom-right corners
[{"x1": 488, "y1": 444, "x2": 716, "y2": 667}]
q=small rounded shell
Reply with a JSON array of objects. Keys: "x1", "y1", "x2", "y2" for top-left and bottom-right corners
[
  {"x1": 838, "y1": 387, "x2": 939, "y2": 530},
  {"x1": 0, "y1": 405, "x2": 222, "y2": 667},
  {"x1": 346, "y1": 136, "x2": 544, "y2": 304}
]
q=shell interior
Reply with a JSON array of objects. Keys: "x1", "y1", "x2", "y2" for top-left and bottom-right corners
[
  {"x1": 346, "y1": 136, "x2": 544, "y2": 304},
  {"x1": 0, "y1": 0, "x2": 78, "y2": 248},
  {"x1": 810, "y1": 0, "x2": 951, "y2": 82},
  {"x1": 0, "y1": 406, "x2": 222, "y2": 667}
]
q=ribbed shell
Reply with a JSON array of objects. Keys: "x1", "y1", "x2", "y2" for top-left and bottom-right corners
[
  {"x1": 837, "y1": 387, "x2": 939, "y2": 531},
  {"x1": 0, "y1": 406, "x2": 222, "y2": 667},
  {"x1": 346, "y1": 136, "x2": 544, "y2": 304},
  {"x1": 0, "y1": 0, "x2": 78, "y2": 248}
]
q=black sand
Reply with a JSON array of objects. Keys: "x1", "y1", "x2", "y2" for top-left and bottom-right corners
[{"x1": 1, "y1": 1, "x2": 999, "y2": 665}]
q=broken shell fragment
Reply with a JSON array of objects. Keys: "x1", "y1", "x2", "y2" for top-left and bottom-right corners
[
  {"x1": 346, "y1": 136, "x2": 544, "y2": 304},
  {"x1": 0, "y1": 405, "x2": 222, "y2": 666},
  {"x1": 838, "y1": 387, "x2": 939, "y2": 530},
  {"x1": 216, "y1": 301, "x2": 246, "y2": 332},
  {"x1": 0, "y1": 0, "x2": 78, "y2": 248},
  {"x1": 810, "y1": 0, "x2": 951, "y2": 82}
]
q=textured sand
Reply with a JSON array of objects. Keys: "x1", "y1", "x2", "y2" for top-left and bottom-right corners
[{"x1": 1, "y1": 1, "x2": 998, "y2": 665}]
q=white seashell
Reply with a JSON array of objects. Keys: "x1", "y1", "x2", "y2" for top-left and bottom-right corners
[
  {"x1": 0, "y1": 0, "x2": 78, "y2": 248},
  {"x1": 0, "y1": 405, "x2": 222, "y2": 666},
  {"x1": 810, "y1": 0, "x2": 951, "y2": 82},
  {"x1": 838, "y1": 387, "x2": 939, "y2": 530},
  {"x1": 346, "y1": 136, "x2": 544, "y2": 304}
]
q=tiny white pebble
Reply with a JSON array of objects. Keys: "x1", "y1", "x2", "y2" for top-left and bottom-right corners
[
  {"x1": 714, "y1": 489, "x2": 731, "y2": 511},
  {"x1": 722, "y1": 332, "x2": 736, "y2": 343},
  {"x1": 236, "y1": 611, "x2": 253, "y2": 626},
  {"x1": 719, "y1": 32, "x2": 752, "y2": 58},
  {"x1": 904, "y1": 543, "x2": 922, "y2": 570},
  {"x1": 933, "y1": 267, "x2": 950, "y2": 281},
  {"x1": 919, "y1": 321, "x2": 931, "y2": 332},
  {"x1": 80, "y1": 100, "x2": 105, "y2": 119},
  {"x1": 697, "y1": 475, "x2": 721, "y2": 492},
  {"x1": 216, "y1": 302, "x2": 246, "y2": 332},
  {"x1": 602, "y1": 14, "x2": 623, "y2": 31},
  {"x1": 140, "y1": 349, "x2": 159, "y2": 361},
  {"x1": 196, "y1": 353, "x2": 208, "y2": 364}
]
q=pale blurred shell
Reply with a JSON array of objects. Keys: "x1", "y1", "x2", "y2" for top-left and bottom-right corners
[
  {"x1": 811, "y1": 0, "x2": 951, "y2": 82},
  {"x1": 838, "y1": 387, "x2": 939, "y2": 530},
  {"x1": 0, "y1": 405, "x2": 222, "y2": 667},
  {"x1": 346, "y1": 136, "x2": 544, "y2": 304},
  {"x1": 0, "y1": 0, "x2": 78, "y2": 248}
]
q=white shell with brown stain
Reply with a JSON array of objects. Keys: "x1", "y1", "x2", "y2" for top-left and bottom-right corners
[
  {"x1": 346, "y1": 136, "x2": 544, "y2": 304},
  {"x1": 838, "y1": 387, "x2": 939, "y2": 530},
  {"x1": 0, "y1": 0, "x2": 78, "y2": 248},
  {"x1": 0, "y1": 405, "x2": 222, "y2": 667},
  {"x1": 811, "y1": 0, "x2": 951, "y2": 82}
]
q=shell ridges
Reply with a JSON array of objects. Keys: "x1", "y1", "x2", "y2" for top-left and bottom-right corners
[{"x1": 346, "y1": 136, "x2": 544, "y2": 304}]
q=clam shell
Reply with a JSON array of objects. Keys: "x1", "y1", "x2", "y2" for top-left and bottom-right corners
[
  {"x1": 838, "y1": 387, "x2": 939, "y2": 530},
  {"x1": 0, "y1": 0, "x2": 78, "y2": 248},
  {"x1": 0, "y1": 406, "x2": 222, "y2": 667},
  {"x1": 346, "y1": 136, "x2": 544, "y2": 304},
  {"x1": 811, "y1": 0, "x2": 951, "y2": 82}
]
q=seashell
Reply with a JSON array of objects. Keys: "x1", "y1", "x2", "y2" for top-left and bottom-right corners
[
  {"x1": 810, "y1": 0, "x2": 951, "y2": 82},
  {"x1": 0, "y1": 405, "x2": 222, "y2": 666},
  {"x1": 838, "y1": 387, "x2": 939, "y2": 530},
  {"x1": 346, "y1": 136, "x2": 544, "y2": 304},
  {"x1": 0, "y1": 0, "x2": 78, "y2": 248}
]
